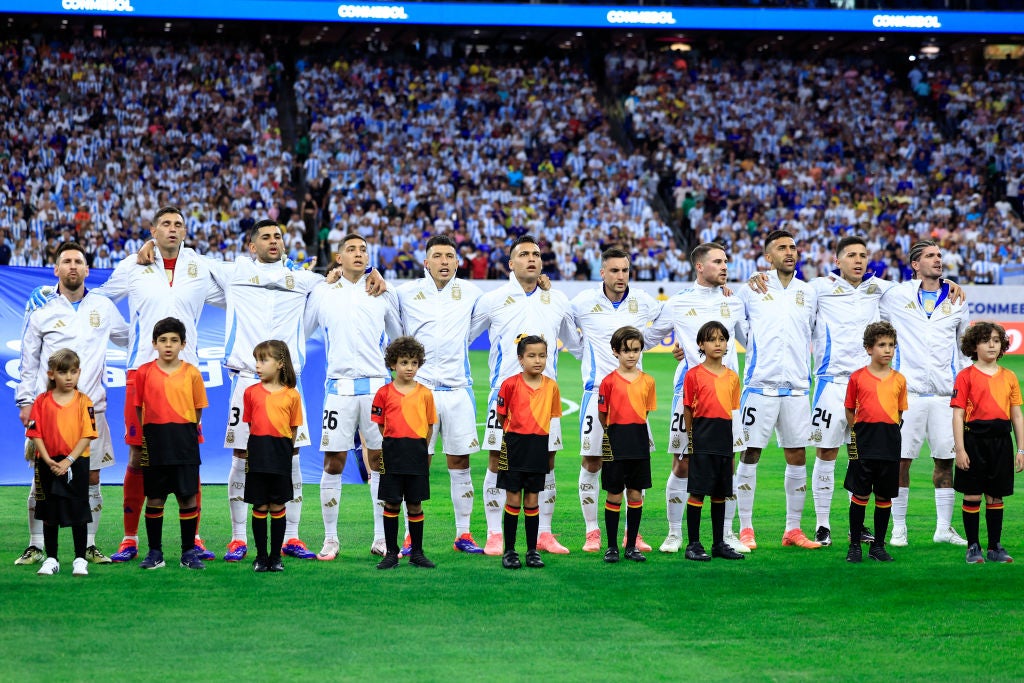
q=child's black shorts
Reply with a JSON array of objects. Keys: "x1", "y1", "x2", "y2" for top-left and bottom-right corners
[
  {"x1": 497, "y1": 470, "x2": 546, "y2": 494},
  {"x1": 687, "y1": 451, "x2": 734, "y2": 498},
  {"x1": 143, "y1": 464, "x2": 200, "y2": 499},
  {"x1": 244, "y1": 471, "x2": 294, "y2": 507},
  {"x1": 378, "y1": 472, "x2": 430, "y2": 504},
  {"x1": 844, "y1": 458, "x2": 899, "y2": 499},
  {"x1": 601, "y1": 458, "x2": 652, "y2": 494}
]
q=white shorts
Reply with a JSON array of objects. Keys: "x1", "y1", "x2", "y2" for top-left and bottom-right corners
[
  {"x1": 320, "y1": 392, "x2": 383, "y2": 453},
  {"x1": 667, "y1": 392, "x2": 688, "y2": 456},
  {"x1": 900, "y1": 395, "x2": 955, "y2": 460},
  {"x1": 428, "y1": 387, "x2": 480, "y2": 456},
  {"x1": 90, "y1": 412, "x2": 115, "y2": 471},
  {"x1": 224, "y1": 372, "x2": 312, "y2": 449},
  {"x1": 739, "y1": 390, "x2": 811, "y2": 450},
  {"x1": 809, "y1": 379, "x2": 850, "y2": 449},
  {"x1": 483, "y1": 389, "x2": 562, "y2": 453},
  {"x1": 579, "y1": 389, "x2": 655, "y2": 457}
]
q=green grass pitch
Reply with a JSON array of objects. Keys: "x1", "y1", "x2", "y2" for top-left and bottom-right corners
[{"x1": 3, "y1": 352, "x2": 1023, "y2": 681}]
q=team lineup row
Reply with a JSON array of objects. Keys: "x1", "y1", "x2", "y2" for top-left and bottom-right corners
[{"x1": 15, "y1": 207, "x2": 1020, "y2": 573}]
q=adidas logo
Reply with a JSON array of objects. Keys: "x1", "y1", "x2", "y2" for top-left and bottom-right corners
[
  {"x1": 486, "y1": 500, "x2": 501, "y2": 508},
  {"x1": 461, "y1": 491, "x2": 474, "y2": 499},
  {"x1": 469, "y1": 439, "x2": 479, "y2": 448},
  {"x1": 504, "y1": 296, "x2": 516, "y2": 305},
  {"x1": 796, "y1": 485, "x2": 807, "y2": 492},
  {"x1": 324, "y1": 498, "x2": 338, "y2": 508},
  {"x1": 414, "y1": 292, "x2": 426, "y2": 300},
  {"x1": 92, "y1": 503, "x2": 102, "y2": 512},
  {"x1": 143, "y1": 266, "x2": 155, "y2": 274},
  {"x1": 54, "y1": 320, "x2": 67, "y2": 328},
  {"x1": 296, "y1": 430, "x2": 306, "y2": 442},
  {"x1": 736, "y1": 484, "x2": 752, "y2": 491},
  {"x1": 833, "y1": 287, "x2": 844, "y2": 294},
  {"x1": 102, "y1": 452, "x2": 114, "y2": 463},
  {"x1": 734, "y1": 438, "x2": 744, "y2": 447},
  {"x1": 582, "y1": 496, "x2": 595, "y2": 505},
  {"x1": 591, "y1": 304, "x2": 603, "y2": 313},
  {"x1": 293, "y1": 496, "x2": 303, "y2": 503},
  {"x1": 230, "y1": 496, "x2": 245, "y2": 502},
  {"x1": 668, "y1": 496, "x2": 684, "y2": 504},
  {"x1": 553, "y1": 438, "x2": 561, "y2": 447},
  {"x1": 761, "y1": 293, "x2": 774, "y2": 301},
  {"x1": 685, "y1": 308, "x2": 698, "y2": 317},
  {"x1": 905, "y1": 302, "x2": 917, "y2": 310}
]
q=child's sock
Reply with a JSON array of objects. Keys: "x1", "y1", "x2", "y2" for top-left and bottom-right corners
[
  {"x1": 383, "y1": 507, "x2": 400, "y2": 555},
  {"x1": 252, "y1": 509, "x2": 269, "y2": 560},
  {"x1": 502, "y1": 504, "x2": 520, "y2": 552},
  {"x1": 604, "y1": 500, "x2": 621, "y2": 549},
  {"x1": 665, "y1": 473, "x2": 687, "y2": 535},
  {"x1": 873, "y1": 500, "x2": 892, "y2": 548},
  {"x1": 43, "y1": 522, "x2": 58, "y2": 559},
  {"x1": 72, "y1": 523, "x2": 87, "y2": 559},
  {"x1": 986, "y1": 502, "x2": 1004, "y2": 549},
  {"x1": 579, "y1": 467, "x2": 601, "y2": 534},
  {"x1": 409, "y1": 511, "x2": 425, "y2": 552},
  {"x1": 269, "y1": 509, "x2": 286, "y2": 561},
  {"x1": 710, "y1": 498, "x2": 726, "y2": 546},
  {"x1": 625, "y1": 500, "x2": 643, "y2": 548},
  {"x1": 179, "y1": 506, "x2": 198, "y2": 554},
  {"x1": 123, "y1": 466, "x2": 145, "y2": 538},
  {"x1": 961, "y1": 500, "x2": 981, "y2": 547},
  {"x1": 145, "y1": 503, "x2": 164, "y2": 551},
  {"x1": 849, "y1": 495, "x2": 868, "y2": 545},
  {"x1": 524, "y1": 506, "x2": 540, "y2": 552},
  {"x1": 686, "y1": 497, "x2": 703, "y2": 545}
]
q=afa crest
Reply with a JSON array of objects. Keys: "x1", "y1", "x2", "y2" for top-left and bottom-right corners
[
  {"x1": 582, "y1": 437, "x2": 591, "y2": 451},
  {"x1": 225, "y1": 430, "x2": 235, "y2": 445},
  {"x1": 628, "y1": 298, "x2": 638, "y2": 314},
  {"x1": 540, "y1": 291, "x2": 551, "y2": 305},
  {"x1": 671, "y1": 435, "x2": 681, "y2": 450},
  {"x1": 720, "y1": 303, "x2": 731, "y2": 318},
  {"x1": 810, "y1": 429, "x2": 823, "y2": 443},
  {"x1": 188, "y1": 262, "x2": 198, "y2": 278},
  {"x1": 285, "y1": 274, "x2": 295, "y2": 290},
  {"x1": 452, "y1": 283, "x2": 462, "y2": 300},
  {"x1": 795, "y1": 291, "x2": 806, "y2": 307},
  {"x1": 89, "y1": 310, "x2": 101, "y2": 328}
]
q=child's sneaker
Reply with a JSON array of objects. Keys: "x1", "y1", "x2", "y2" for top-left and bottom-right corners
[
  {"x1": 179, "y1": 549, "x2": 206, "y2": 570},
  {"x1": 376, "y1": 552, "x2": 400, "y2": 570},
  {"x1": 623, "y1": 547, "x2": 647, "y2": 562},
  {"x1": 37, "y1": 557, "x2": 60, "y2": 575},
  {"x1": 986, "y1": 544, "x2": 1013, "y2": 563},
  {"x1": 268, "y1": 557, "x2": 285, "y2": 572},
  {"x1": 603, "y1": 547, "x2": 620, "y2": 563},
  {"x1": 525, "y1": 549, "x2": 545, "y2": 568},
  {"x1": 408, "y1": 551, "x2": 435, "y2": 569},
  {"x1": 846, "y1": 544, "x2": 862, "y2": 563},
  {"x1": 868, "y1": 545, "x2": 894, "y2": 562},
  {"x1": 684, "y1": 542, "x2": 711, "y2": 562},
  {"x1": 501, "y1": 550, "x2": 521, "y2": 569},
  {"x1": 711, "y1": 541, "x2": 745, "y2": 560},
  {"x1": 72, "y1": 557, "x2": 89, "y2": 576},
  {"x1": 253, "y1": 557, "x2": 269, "y2": 573},
  {"x1": 139, "y1": 549, "x2": 165, "y2": 569},
  {"x1": 966, "y1": 543, "x2": 985, "y2": 564}
]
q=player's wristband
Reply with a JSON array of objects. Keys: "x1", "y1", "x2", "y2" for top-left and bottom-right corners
[
  {"x1": 1017, "y1": 449, "x2": 1024, "y2": 455},
  {"x1": 66, "y1": 456, "x2": 75, "y2": 464}
]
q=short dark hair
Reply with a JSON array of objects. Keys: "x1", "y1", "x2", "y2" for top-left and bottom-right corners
[
  {"x1": 515, "y1": 334, "x2": 546, "y2": 357},
  {"x1": 46, "y1": 348, "x2": 81, "y2": 390},
  {"x1": 610, "y1": 326, "x2": 643, "y2": 354},
  {"x1": 863, "y1": 321, "x2": 897, "y2": 349},
  {"x1": 385, "y1": 335, "x2": 426, "y2": 369},
  {"x1": 696, "y1": 320, "x2": 729, "y2": 356},
  {"x1": 55, "y1": 242, "x2": 88, "y2": 262},
  {"x1": 601, "y1": 247, "x2": 630, "y2": 262},
  {"x1": 425, "y1": 234, "x2": 458, "y2": 254},
  {"x1": 250, "y1": 219, "x2": 282, "y2": 244},
  {"x1": 835, "y1": 235, "x2": 867, "y2": 256},
  {"x1": 253, "y1": 339, "x2": 297, "y2": 388},
  {"x1": 960, "y1": 321, "x2": 1009, "y2": 361},
  {"x1": 152, "y1": 317, "x2": 187, "y2": 343},
  {"x1": 341, "y1": 233, "x2": 367, "y2": 248},
  {"x1": 509, "y1": 234, "x2": 539, "y2": 257},
  {"x1": 764, "y1": 230, "x2": 794, "y2": 251},
  {"x1": 154, "y1": 206, "x2": 184, "y2": 224},
  {"x1": 690, "y1": 242, "x2": 726, "y2": 267}
]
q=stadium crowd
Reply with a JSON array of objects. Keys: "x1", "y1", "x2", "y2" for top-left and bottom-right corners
[
  {"x1": 614, "y1": 49, "x2": 1024, "y2": 284},
  {"x1": 0, "y1": 35, "x2": 1022, "y2": 284}
]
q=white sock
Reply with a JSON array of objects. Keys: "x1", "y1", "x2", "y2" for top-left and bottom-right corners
[
  {"x1": 736, "y1": 462, "x2": 758, "y2": 529},
  {"x1": 539, "y1": 471, "x2": 556, "y2": 534},
  {"x1": 665, "y1": 473, "x2": 687, "y2": 535},
  {"x1": 483, "y1": 468, "x2": 505, "y2": 534},
  {"x1": 935, "y1": 487, "x2": 955, "y2": 531},
  {"x1": 28, "y1": 483, "x2": 44, "y2": 548},
  {"x1": 285, "y1": 454, "x2": 303, "y2": 540},
  {"x1": 320, "y1": 471, "x2": 341, "y2": 542},
  {"x1": 228, "y1": 456, "x2": 248, "y2": 542},
  {"x1": 811, "y1": 457, "x2": 835, "y2": 530},
  {"x1": 784, "y1": 464, "x2": 808, "y2": 532},
  {"x1": 369, "y1": 470, "x2": 384, "y2": 540},
  {"x1": 578, "y1": 467, "x2": 601, "y2": 533},
  {"x1": 403, "y1": 501, "x2": 410, "y2": 539},
  {"x1": 87, "y1": 483, "x2": 102, "y2": 547},
  {"x1": 892, "y1": 486, "x2": 910, "y2": 528},
  {"x1": 449, "y1": 467, "x2": 474, "y2": 536}
]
